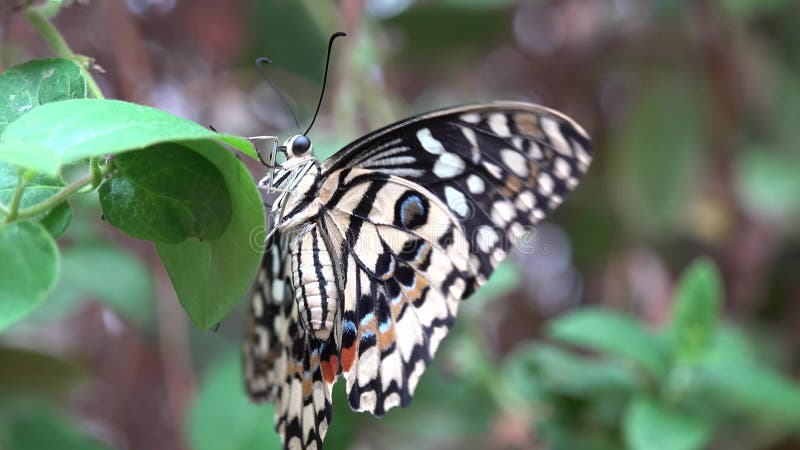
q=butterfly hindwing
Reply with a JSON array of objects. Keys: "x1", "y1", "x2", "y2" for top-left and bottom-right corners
[
  {"x1": 244, "y1": 230, "x2": 336, "y2": 450},
  {"x1": 318, "y1": 171, "x2": 471, "y2": 414}
]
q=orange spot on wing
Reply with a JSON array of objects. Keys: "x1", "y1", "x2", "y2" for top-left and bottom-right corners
[
  {"x1": 341, "y1": 345, "x2": 356, "y2": 373},
  {"x1": 321, "y1": 355, "x2": 339, "y2": 383}
]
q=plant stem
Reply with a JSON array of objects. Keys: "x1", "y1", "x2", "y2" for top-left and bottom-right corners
[
  {"x1": 15, "y1": 172, "x2": 96, "y2": 220},
  {"x1": 4, "y1": 174, "x2": 29, "y2": 222},
  {"x1": 89, "y1": 155, "x2": 103, "y2": 189},
  {"x1": 24, "y1": 7, "x2": 105, "y2": 100},
  {"x1": 0, "y1": 203, "x2": 10, "y2": 217},
  {"x1": 13, "y1": 3, "x2": 112, "y2": 226}
]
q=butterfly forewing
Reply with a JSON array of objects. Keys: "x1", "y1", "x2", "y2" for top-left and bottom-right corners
[
  {"x1": 245, "y1": 102, "x2": 592, "y2": 449},
  {"x1": 323, "y1": 102, "x2": 591, "y2": 281}
]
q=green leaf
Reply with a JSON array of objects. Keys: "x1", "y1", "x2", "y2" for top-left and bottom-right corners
[
  {"x1": 99, "y1": 143, "x2": 233, "y2": 243},
  {"x1": 624, "y1": 396, "x2": 711, "y2": 450},
  {"x1": 4, "y1": 410, "x2": 112, "y2": 450},
  {"x1": 547, "y1": 307, "x2": 668, "y2": 378},
  {"x1": 0, "y1": 221, "x2": 59, "y2": 331},
  {"x1": 698, "y1": 326, "x2": 800, "y2": 427},
  {"x1": 610, "y1": 73, "x2": 706, "y2": 238},
  {"x1": 671, "y1": 258, "x2": 722, "y2": 363},
  {"x1": 188, "y1": 353, "x2": 281, "y2": 450},
  {"x1": 0, "y1": 161, "x2": 72, "y2": 238},
  {"x1": 0, "y1": 58, "x2": 86, "y2": 136},
  {"x1": 39, "y1": 201, "x2": 72, "y2": 238},
  {"x1": 0, "y1": 98, "x2": 257, "y2": 175},
  {"x1": 736, "y1": 148, "x2": 800, "y2": 221},
  {"x1": 156, "y1": 140, "x2": 265, "y2": 330},
  {"x1": 505, "y1": 342, "x2": 640, "y2": 399},
  {"x1": 38, "y1": 244, "x2": 155, "y2": 329}
]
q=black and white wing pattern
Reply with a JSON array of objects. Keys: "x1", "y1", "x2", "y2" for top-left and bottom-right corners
[
  {"x1": 244, "y1": 229, "x2": 336, "y2": 449},
  {"x1": 317, "y1": 101, "x2": 591, "y2": 415},
  {"x1": 245, "y1": 101, "x2": 592, "y2": 449}
]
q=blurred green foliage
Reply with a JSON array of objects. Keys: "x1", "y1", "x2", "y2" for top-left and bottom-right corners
[{"x1": 2, "y1": 1, "x2": 800, "y2": 449}]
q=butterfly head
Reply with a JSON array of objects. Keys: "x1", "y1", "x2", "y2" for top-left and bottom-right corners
[{"x1": 284, "y1": 134, "x2": 313, "y2": 159}]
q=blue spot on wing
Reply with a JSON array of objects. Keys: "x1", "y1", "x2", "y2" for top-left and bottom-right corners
[
  {"x1": 343, "y1": 320, "x2": 357, "y2": 334},
  {"x1": 360, "y1": 312, "x2": 374, "y2": 326}
]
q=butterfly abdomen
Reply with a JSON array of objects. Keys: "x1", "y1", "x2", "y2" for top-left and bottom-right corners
[{"x1": 290, "y1": 224, "x2": 338, "y2": 341}]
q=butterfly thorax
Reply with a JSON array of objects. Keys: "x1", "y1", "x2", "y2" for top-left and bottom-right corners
[{"x1": 260, "y1": 136, "x2": 338, "y2": 341}]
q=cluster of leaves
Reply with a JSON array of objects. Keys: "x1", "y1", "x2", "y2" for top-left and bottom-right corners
[
  {"x1": 490, "y1": 259, "x2": 800, "y2": 450},
  {"x1": 0, "y1": 56, "x2": 265, "y2": 332}
]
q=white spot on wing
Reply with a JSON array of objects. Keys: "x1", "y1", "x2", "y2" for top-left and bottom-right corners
[
  {"x1": 444, "y1": 186, "x2": 469, "y2": 217},
  {"x1": 483, "y1": 161, "x2": 503, "y2": 179},
  {"x1": 491, "y1": 200, "x2": 515, "y2": 226},
  {"x1": 466, "y1": 174, "x2": 485, "y2": 194},
  {"x1": 460, "y1": 112, "x2": 480, "y2": 123},
  {"x1": 433, "y1": 152, "x2": 465, "y2": 178},
  {"x1": 501, "y1": 149, "x2": 528, "y2": 177},
  {"x1": 271, "y1": 279, "x2": 285, "y2": 302},
  {"x1": 416, "y1": 128, "x2": 444, "y2": 155},
  {"x1": 476, "y1": 225, "x2": 500, "y2": 253},
  {"x1": 489, "y1": 113, "x2": 511, "y2": 137},
  {"x1": 516, "y1": 191, "x2": 536, "y2": 210},
  {"x1": 554, "y1": 157, "x2": 571, "y2": 179},
  {"x1": 538, "y1": 172, "x2": 554, "y2": 196},
  {"x1": 541, "y1": 117, "x2": 572, "y2": 156}
]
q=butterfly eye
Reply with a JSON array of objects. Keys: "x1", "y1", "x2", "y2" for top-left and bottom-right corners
[{"x1": 291, "y1": 135, "x2": 312, "y2": 156}]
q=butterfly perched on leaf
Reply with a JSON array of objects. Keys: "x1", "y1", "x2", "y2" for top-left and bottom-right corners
[{"x1": 243, "y1": 34, "x2": 592, "y2": 450}]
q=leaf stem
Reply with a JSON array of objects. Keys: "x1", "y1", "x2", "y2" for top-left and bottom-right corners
[
  {"x1": 90, "y1": 156, "x2": 103, "y2": 189},
  {"x1": 15, "y1": 172, "x2": 95, "y2": 220},
  {"x1": 4, "y1": 174, "x2": 29, "y2": 222},
  {"x1": 24, "y1": 6, "x2": 105, "y2": 100}
]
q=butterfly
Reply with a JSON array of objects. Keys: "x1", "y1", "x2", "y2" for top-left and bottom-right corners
[{"x1": 242, "y1": 99, "x2": 592, "y2": 449}]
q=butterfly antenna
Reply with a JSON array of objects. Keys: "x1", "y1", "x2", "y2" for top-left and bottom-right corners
[
  {"x1": 304, "y1": 31, "x2": 346, "y2": 136},
  {"x1": 255, "y1": 57, "x2": 303, "y2": 134}
]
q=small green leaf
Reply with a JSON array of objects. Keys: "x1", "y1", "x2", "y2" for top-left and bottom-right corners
[
  {"x1": 0, "y1": 221, "x2": 59, "y2": 330},
  {"x1": 704, "y1": 360, "x2": 800, "y2": 425},
  {"x1": 0, "y1": 58, "x2": 86, "y2": 136},
  {"x1": 38, "y1": 244, "x2": 155, "y2": 329},
  {"x1": 39, "y1": 201, "x2": 72, "y2": 238},
  {"x1": 624, "y1": 396, "x2": 711, "y2": 450},
  {"x1": 547, "y1": 307, "x2": 668, "y2": 377},
  {"x1": 156, "y1": 140, "x2": 265, "y2": 330},
  {"x1": 188, "y1": 353, "x2": 281, "y2": 450},
  {"x1": 671, "y1": 258, "x2": 722, "y2": 363},
  {"x1": 0, "y1": 98, "x2": 257, "y2": 175},
  {"x1": 505, "y1": 342, "x2": 639, "y2": 399},
  {"x1": 99, "y1": 143, "x2": 233, "y2": 243},
  {"x1": 0, "y1": 161, "x2": 72, "y2": 237}
]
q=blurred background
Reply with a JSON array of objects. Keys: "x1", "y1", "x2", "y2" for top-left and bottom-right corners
[{"x1": 2, "y1": 0, "x2": 800, "y2": 449}]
